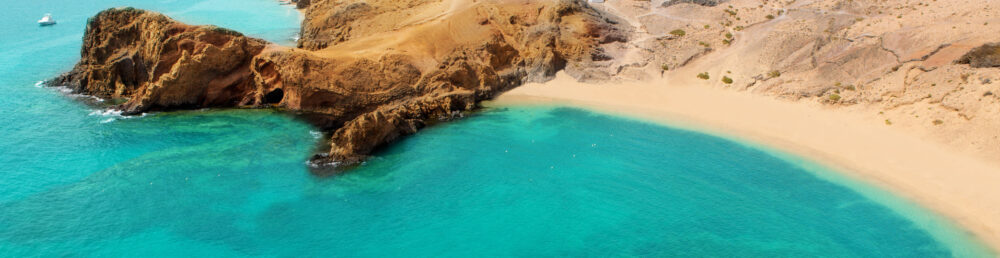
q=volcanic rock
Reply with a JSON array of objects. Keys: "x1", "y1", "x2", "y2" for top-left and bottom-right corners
[{"x1": 53, "y1": 1, "x2": 627, "y2": 167}]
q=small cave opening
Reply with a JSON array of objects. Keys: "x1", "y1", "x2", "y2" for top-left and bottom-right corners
[{"x1": 264, "y1": 88, "x2": 284, "y2": 104}]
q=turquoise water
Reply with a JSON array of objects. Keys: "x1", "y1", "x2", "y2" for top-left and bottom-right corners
[{"x1": 0, "y1": 0, "x2": 994, "y2": 257}]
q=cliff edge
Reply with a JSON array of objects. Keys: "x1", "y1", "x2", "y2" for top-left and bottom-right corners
[{"x1": 52, "y1": 1, "x2": 627, "y2": 168}]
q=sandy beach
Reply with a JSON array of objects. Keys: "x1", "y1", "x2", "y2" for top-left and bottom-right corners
[{"x1": 491, "y1": 72, "x2": 1000, "y2": 250}]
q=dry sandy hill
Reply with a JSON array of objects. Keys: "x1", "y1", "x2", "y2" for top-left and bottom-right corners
[{"x1": 573, "y1": 0, "x2": 1000, "y2": 162}]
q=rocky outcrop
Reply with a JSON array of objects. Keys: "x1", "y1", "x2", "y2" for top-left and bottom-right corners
[
  {"x1": 956, "y1": 43, "x2": 1000, "y2": 68},
  {"x1": 293, "y1": 0, "x2": 309, "y2": 9},
  {"x1": 51, "y1": 8, "x2": 267, "y2": 114},
  {"x1": 661, "y1": 0, "x2": 728, "y2": 8},
  {"x1": 53, "y1": 1, "x2": 627, "y2": 168}
]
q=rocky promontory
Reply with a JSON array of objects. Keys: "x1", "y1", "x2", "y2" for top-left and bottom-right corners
[{"x1": 53, "y1": 1, "x2": 627, "y2": 167}]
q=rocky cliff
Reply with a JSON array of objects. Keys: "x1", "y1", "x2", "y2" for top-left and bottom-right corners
[
  {"x1": 51, "y1": 8, "x2": 268, "y2": 114},
  {"x1": 53, "y1": 1, "x2": 627, "y2": 168}
]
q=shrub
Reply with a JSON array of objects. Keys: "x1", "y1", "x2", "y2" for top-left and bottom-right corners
[
  {"x1": 829, "y1": 94, "x2": 841, "y2": 102},
  {"x1": 661, "y1": 64, "x2": 669, "y2": 71},
  {"x1": 699, "y1": 41, "x2": 710, "y2": 47},
  {"x1": 723, "y1": 39, "x2": 731, "y2": 45},
  {"x1": 697, "y1": 72, "x2": 710, "y2": 80},
  {"x1": 669, "y1": 29, "x2": 686, "y2": 37},
  {"x1": 885, "y1": 119, "x2": 892, "y2": 125},
  {"x1": 725, "y1": 32, "x2": 733, "y2": 39},
  {"x1": 768, "y1": 70, "x2": 781, "y2": 78},
  {"x1": 722, "y1": 76, "x2": 733, "y2": 84},
  {"x1": 766, "y1": 14, "x2": 775, "y2": 19},
  {"x1": 933, "y1": 120, "x2": 944, "y2": 125},
  {"x1": 704, "y1": 24, "x2": 711, "y2": 29}
]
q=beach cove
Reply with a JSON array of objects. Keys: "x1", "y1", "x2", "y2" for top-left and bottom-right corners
[
  {"x1": 494, "y1": 72, "x2": 1000, "y2": 252},
  {"x1": 0, "y1": 0, "x2": 997, "y2": 256}
]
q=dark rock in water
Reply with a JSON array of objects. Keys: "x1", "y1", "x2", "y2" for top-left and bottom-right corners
[
  {"x1": 53, "y1": 2, "x2": 628, "y2": 168},
  {"x1": 294, "y1": 0, "x2": 310, "y2": 9},
  {"x1": 955, "y1": 43, "x2": 1000, "y2": 68},
  {"x1": 661, "y1": 0, "x2": 729, "y2": 8}
]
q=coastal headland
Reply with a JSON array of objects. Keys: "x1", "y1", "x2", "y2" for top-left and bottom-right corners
[
  {"x1": 50, "y1": 0, "x2": 629, "y2": 165},
  {"x1": 50, "y1": 0, "x2": 1000, "y2": 250}
]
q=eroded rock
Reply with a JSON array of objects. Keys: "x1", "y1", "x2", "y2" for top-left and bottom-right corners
[
  {"x1": 51, "y1": 7, "x2": 267, "y2": 114},
  {"x1": 956, "y1": 43, "x2": 1000, "y2": 68},
  {"x1": 661, "y1": 0, "x2": 729, "y2": 8},
  {"x1": 53, "y1": 1, "x2": 627, "y2": 169}
]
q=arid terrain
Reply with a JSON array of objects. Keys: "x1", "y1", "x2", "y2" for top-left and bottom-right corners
[
  {"x1": 50, "y1": 0, "x2": 1000, "y2": 249},
  {"x1": 555, "y1": 0, "x2": 1000, "y2": 162}
]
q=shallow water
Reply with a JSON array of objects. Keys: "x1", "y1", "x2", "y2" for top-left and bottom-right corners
[{"x1": 0, "y1": 0, "x2": 993, "y2": 257}]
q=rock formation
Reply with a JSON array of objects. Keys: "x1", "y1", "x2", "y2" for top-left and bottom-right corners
[
  {"x1": 51, "y1": 8, "x2": 268, "y2": 114},
  {"x1": 661, "y1": 0, "x2": 728, "y2": 8},
  {"x1": 53, "y1": 1, "x2": 627, "y2": 168},
  {"x1": 956, "y1": 43, "x2": 1000, "y2": 68},
  {"x1": 582, "y1": 0, "x2": 1000, "y2": 161}
]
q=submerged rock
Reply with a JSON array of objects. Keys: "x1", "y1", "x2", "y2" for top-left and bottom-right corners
[{"x1": 53, "y1": 1, "x2": 627, "y2": 167}]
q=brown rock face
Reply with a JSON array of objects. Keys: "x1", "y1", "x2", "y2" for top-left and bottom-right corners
[
  {"x1": 956, "y1": 43, "x2": 1000, "y2": 68},
  {"x1": 53, "y1": 1, "x2": 626, "y2": 168},
  {"x1": 52, "y1": 8, "x2": 267, "y2": 114}
]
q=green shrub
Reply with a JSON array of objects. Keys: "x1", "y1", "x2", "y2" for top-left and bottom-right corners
[
  {"x1": 722, "y1": 76, "x2": 733, "y2": 84},
  {"x1": 829, "y1": 94, "x2": 841, "y2": 102},
  {"x1": 669, "y1": 29, "x2": 686, "y2": 37},
  {"x1": 933, "y1": 119, "x2": 944, "y2": 125},
  {"x1": 697, "y1": 72, "x2": 710, "y2": 80},
  {"x1": 766, "y1": 14, "x2": 775, "y2": 20},
  {"x1": 661, "y1": 64, "x2": 669, "y2": 71},
  {"x1": 768, "y1": 70, "x2": 781, "y2": 78},
  {"x1": 699, "y1": 41, "x2": 710, "y2": 47},
  {"x1": 725, "y1": 32, "x2": 733, "y2": 39}
]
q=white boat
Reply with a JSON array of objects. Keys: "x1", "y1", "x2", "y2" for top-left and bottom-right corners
[{"x1": 38, "y1": 14, "x2": 56, "y2": 26}]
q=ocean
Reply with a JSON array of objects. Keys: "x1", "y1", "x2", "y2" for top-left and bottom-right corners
[{"x1": 0, "y1": 0, "x2": 992, "y2": 256}]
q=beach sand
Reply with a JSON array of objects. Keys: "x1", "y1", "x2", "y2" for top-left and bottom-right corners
[{"x1": 490, "y1": 72, "x2": 1000, "y2": 250}]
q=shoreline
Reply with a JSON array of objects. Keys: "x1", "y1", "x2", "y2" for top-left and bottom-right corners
[{"x1": 489, "y1": 72, "x2": 1000, "y2": 253}]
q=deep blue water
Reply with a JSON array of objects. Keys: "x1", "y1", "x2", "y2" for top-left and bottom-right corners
[{"x1": 0, "y1": 0, "x2": 994, "y2": 257}]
